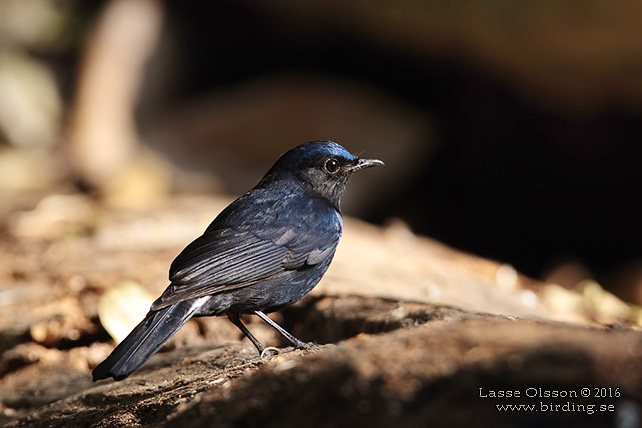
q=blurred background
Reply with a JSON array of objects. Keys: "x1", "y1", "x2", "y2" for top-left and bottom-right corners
[{"x1": 1, "y1": 0, "x2": 642, "y2": 305}]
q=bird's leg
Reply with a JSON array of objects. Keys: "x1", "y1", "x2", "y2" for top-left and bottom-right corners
[
  {"x1": 227, "y1": 313, "x2": 266, "y2": 354},
  {"x1": 254, "y1": 310, "x2": 312, "y2": 349}
]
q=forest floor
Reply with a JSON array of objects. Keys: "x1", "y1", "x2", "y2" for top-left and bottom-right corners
[{"x1": 0, "y1": 194, "x2": 640, "y2": 427}]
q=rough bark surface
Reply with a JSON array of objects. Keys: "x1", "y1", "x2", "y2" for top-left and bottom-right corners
[{"x1": 1, "y1": 196, "x2": 640, "y2": 427}]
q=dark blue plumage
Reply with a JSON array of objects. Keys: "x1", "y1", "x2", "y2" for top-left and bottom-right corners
[{"x1": 92, "y1": 141, "x2": 383, "y2": 381}]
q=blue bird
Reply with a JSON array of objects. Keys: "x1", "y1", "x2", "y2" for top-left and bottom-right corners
[{"x1": 92, "y1": 141, "x2": 383, "y2": 381}]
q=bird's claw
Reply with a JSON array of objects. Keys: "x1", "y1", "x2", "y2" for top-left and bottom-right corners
[
  {"x1": 295, "y1": 341, "x2": 315, "y2": 350},
  {"x1": 260, "y1": 346, "x2": 280, "y2": 358}
]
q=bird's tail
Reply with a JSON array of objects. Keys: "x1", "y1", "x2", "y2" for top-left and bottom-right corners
[{"x1": 92, "y1": 297, "x2": 208, "y2": 381}]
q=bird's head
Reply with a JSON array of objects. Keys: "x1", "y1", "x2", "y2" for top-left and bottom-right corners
[{"x1": 258, "y1": 140, "x2": 384, "y2": 209}]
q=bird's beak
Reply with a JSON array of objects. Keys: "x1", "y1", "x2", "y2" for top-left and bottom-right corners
[{"x1": 351, "y1": 158, "x2": 385, "y2": 172}]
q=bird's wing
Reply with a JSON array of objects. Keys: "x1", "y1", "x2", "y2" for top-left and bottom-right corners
[{"x1": 150, "y1": 224, "x2": 338, "y2": 310}]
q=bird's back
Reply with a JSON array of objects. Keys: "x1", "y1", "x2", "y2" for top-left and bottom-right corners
[{"x1": 153, "y1": 187, "x2": 342, "y2": 313}]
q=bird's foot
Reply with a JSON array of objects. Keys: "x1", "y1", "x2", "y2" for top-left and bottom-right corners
[
  {"x1": 294, "y1": 341, "x2": 316, "y2": 350},
  {"x1": 260, "y1": 346, "x2": 281, "y2": 358}
]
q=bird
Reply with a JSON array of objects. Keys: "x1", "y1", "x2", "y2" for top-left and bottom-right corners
[{"x1": 92, "y1": 140, "x2": 383, "y2": 381}]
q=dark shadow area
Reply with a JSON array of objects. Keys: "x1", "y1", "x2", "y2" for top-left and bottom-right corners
[{"x1": 155, "y1": 2, "x2": 642, "y2": 298}]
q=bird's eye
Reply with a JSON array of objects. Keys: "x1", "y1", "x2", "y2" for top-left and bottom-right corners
[{"x1": 324, "y1": 158, "x2": 341, "y2": 174}]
